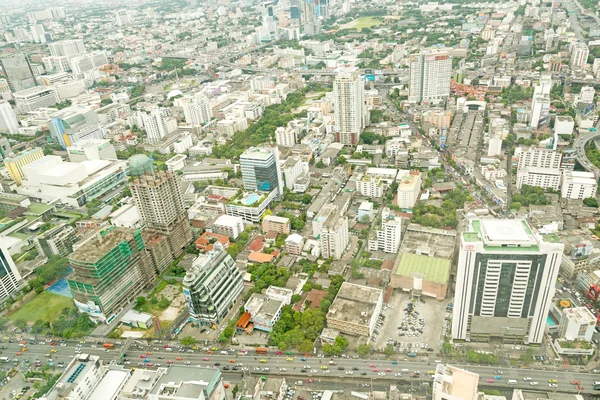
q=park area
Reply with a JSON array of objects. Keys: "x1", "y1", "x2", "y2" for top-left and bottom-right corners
[
  {"x1": 341, "y1": 16, "x2": 381, "y2": 31},
  {"x1": 8, "y1": 292, "x2": 74, "y2": 323}
]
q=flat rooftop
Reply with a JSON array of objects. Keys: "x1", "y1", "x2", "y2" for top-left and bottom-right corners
[
  {"x1": 395, "y1": 253, "x2": 451, "y2": 284},
  {"x1": 149, "y1": 365, "x2": 221, "y2": 397},
  {"x1": 69, "y1": 228, "x2": 136, "y2": 264},
  {"x1": 438, "y1": 365, "x2": 479, "y2": 400},
  {"x1": 336, "y1": 282, "x2": 382, "y2": 304},
  {"x1": 400, "y1": 224, "x2": 456, "y2": 259}
]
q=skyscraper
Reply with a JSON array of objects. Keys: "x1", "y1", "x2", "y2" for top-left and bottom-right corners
[
  {"x1": 452, "y1": 219, "x2": 563, "y2": 344},
  {"x1": 333, "y1": 67, "x2": 368, "y2": 146},
  {"x1": 0, "y1": 243, "x2": 23, "y2": 303},
  {"x1": 570, "y1": 42, "x2": 589, "y2": 71},
  {"x1": 0, "y1": 100, "x2": 19, "y2": 134},
  {"x1": 183, "y1": 93, "x2": 212, "y2": 126},
  {"x1": 48, "y1": 39, "x2": 86, "y2": 57},
  {"x1": 67, "y1": 228, "x2": 152, "y2": 322},
  {"x1": 183, "y1": 244, "x2": 243, "y2": 326},
  {"x1": 240, "y1": 146, "x2": 284, "y2": 200},
  {"x1": 0, "y1": 54, "x2": 38, "y2": 93},
  {"x1": 129, "y1": 165, "x2": 193, "y2": 263},
  {"x1": 408, "y1": 50, "x2": 452, "y2": 104},
  {"x1": 142, "y1": 109, "x2": 169, "y2": 144}
]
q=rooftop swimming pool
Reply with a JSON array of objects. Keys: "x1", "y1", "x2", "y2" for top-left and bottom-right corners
[{"x1": 241, "y1": 193, "x2": 260, "y2": 206}]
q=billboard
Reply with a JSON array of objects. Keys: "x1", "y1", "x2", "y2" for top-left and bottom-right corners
[{"x1": 588, "y1": 284, "x2": 600, "y2": 302}]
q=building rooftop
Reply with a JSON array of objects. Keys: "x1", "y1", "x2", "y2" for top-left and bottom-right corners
[
  {"x1": 149, "y1": 365, "x2": 221, "y2": 398},
  {"x1": 69, "y1": 228, "x2": 136, "y2": 264},
  {"x1": 395, "y1": 253, "x2": 451, "y2": 284},
  {"x1": 434, "y1": 365, "x2": 479, "y2": 400},
  {"x1": 336, "y1": 282, "x2": 382, "y2": 304},
  {"x1": 87, "y1": 370, "x2": 129, "y2": 400},
  {"x1": 400, "y1": 224, "x2": 456, "y2": 259}
]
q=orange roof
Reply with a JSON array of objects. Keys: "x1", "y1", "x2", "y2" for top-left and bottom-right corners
[
  {"x1": 195, "y1": 232, "x2": 230, "y2": 251},
  {"x1": 248, "y1": 252, "x2": 274, "y2": 263},
  {"x1": 236, "y1": 312, "x2": 252, "y2": 328},
  {"x1": 248, "y1": 238, "x2": 265, "y2": 252}
]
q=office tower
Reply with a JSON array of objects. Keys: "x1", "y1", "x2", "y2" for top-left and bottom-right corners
[
  {"x1": 561, "y1": 171, "x2": 597, "y2": 200},
  {"x1": 529, "y1": 93, "x2": 551, "y2": 128},
  {"x1": 333, "y1": 67, "x2": 368, "y2": 146},
  {"x1": 0, "y1": 101, "x2": 19, "y2": 134},
  {"x1": 372, "y1": 208, "x2": 402, "y2": 254},
  {"x1": 4, "y1": 147, "x2": 44, "y2": 185},
  {"x1": 183, "y1": 243, "x2": 243, "y2": 326},
  {"x1": 30, "y1": 24, "x2": 46, "y2": 43},
  {"x1": 452, "y1": 219, "x2": 563, "y2": 344},
  {"x1": 142, "y1": 109, "x2": 169, "y2": 144},
  {"x1": 48, "y1": 39, "x2": 86, "y2": 57},
  {"x1": 49, "y1": 106, "x2": 103, "y2": 149},
  {"x1": 397, "y1": 170, "x2": 422, "y2": 209},
  {"x1": 516, "y1": 148, "x2": 562, "y2": 190},
  {"x1": 129, "y1": 165, "x2": 193, "y2": 262},
  {"x1": 67, "y1": 138, "x2": 117, "y2": 162},
  {"x1": 67, "y1": 228, "x2": 152, "y2": 322},
  {"x1": 240, "y1": 146, "x2": 284, "y2": 200},
  {"x1": 409, "y1": 50, "x2": 452, "y2": 104},
  {"x1": 0, "y1": 55, "x2": 38, "y2": 93},
  {"x1": 570, "y1": 42, "x2": 589, "y2": 71},
  {"x1": 0, "y1": 243, "x2": 23, "y2": 303},
  {"x1": 183, "y1": 93, "x2": 212, "y2": 126}
]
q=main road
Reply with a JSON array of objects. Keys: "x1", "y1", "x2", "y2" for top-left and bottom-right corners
[
  {"x1": 2, "y1": 336, "x2": 598, "y2": 395},
  {"x1": 573, "y1": 127, "x2": 600, "y2": 176}
]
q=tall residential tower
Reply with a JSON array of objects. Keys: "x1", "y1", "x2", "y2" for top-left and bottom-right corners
[
  {"x1": 408, "y1": 50, "x2": 452, "y2": 104},
  {"x1": 240, "y1": 146, "x2": 284, "y2": 200},
  {"x1": 333, "y1": 67, "x2": 368, "y2": 146}
]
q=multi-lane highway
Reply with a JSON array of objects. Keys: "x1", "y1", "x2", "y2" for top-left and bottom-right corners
[
  {"x1": 3, "y1": 336, "x2": 599, "y2": 395},
  {"x1": 573, "y1": 126, "x2": 600, "y2": 176}
]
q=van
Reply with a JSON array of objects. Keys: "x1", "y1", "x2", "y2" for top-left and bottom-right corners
[
  {"x1": 508, "y1": 380, "x2": 517, "y2": 385},
  {"x1": 220, "y1": 351, "x2": 228, "y2": 355},
  {"x1": 165, "y1": 348, "x2": 172, "y2": 352}
]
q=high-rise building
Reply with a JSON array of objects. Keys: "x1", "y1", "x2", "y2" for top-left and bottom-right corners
[
  {"x1": 67, "y1": 228, "x2": 152, "y2": 322},
  {"x1": 183, "y1": 244, "x2": 243, "y2": 326},
  {"x1": 570, "y1": 42, "x2": 589, "y2": 71},
  {"x1": 142, "y1": 109, "x2": 169, "y2": 144},
  {"x1": 530, "y1": 93, "x2": 551, "y2": 128},
  {"x1": 4, "y1": 147, "x2": 44, "y2": 185},
  {"x1": 30, "y1": 24, "x2": 46, "y2": 43},
  {"x1": 452, "y1": 219, "x2": 564, "y2": 344},
  {"x1": 371, "y1": 208, "x2": 402, "y2": 254},
  {"x1": 333, "y1": 67, "x2": 368, "y2": 146},
  {"x1": 129, "y1": 166, "x2": 193, "y2": 264},
  {"x1": 182, "y1": 93, "x2": 212, "y2": 126},
  {"x1": 0, "y1": 55, "x2": 38, "y2": 93},
  {"x1": 14, "y1": 86, "x2": 60, "y2": 113},
  {"x1": 34, "y1": 223, "x2": 77, "y2": 257},
  {"x1": 0, "y1": 100, "x2": 19, "y2": 134},
  {"x1": 578, "y1": 86, "x2": 595, "y2": 105},
  {"x1": 561, "y1": 171, "x2": 597, "y2": 200},
  {"x1": 240, "y1": 146, "x2": 284, "y2": 200},
  {"x1": 432, "y1": 364, "x2": 480, "y2": 400},
  {"x1": 397, "y1": 170, "x2": 422, "y2": 209},
  {"x1": 409, "y1": 50, "x2": 452, "y2": 104},
  {"x1": 0, "y1": 243, "x2": 23, "y2": 303},
  {"x1": 48, "y1": 39, "x2": 86, "y2": 57},
  {"x1": 49, "y1": 106, "x2": 104, "y2": 149},
  {"x1": 275, "y1": 126, "x2": 297, "y2": 148},
  {"x1": 516, "y1": 148, "x2": 562, "y2": 190},
  {"x1": 318, "y1": 206, "x2": 349, "y2": 260}
]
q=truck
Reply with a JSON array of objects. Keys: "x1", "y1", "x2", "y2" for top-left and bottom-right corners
[
  {"x1": 255, "y1": 347, "x2": 267, "y2": 355},
  {"x1": 103, "y1": 343, "x2": 114, "y2": 349},
  {"x1": 407, "y1": 352, "x2": 417, "y2": 357}
]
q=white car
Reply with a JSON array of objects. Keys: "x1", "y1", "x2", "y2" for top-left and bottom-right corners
[
  {"x1": 523, "y1": 377, "x2": 532, "y2": 381},
  {"x1": 361, "y1": 383, "x2": 370, "y2": 387},
  {"x1": 263, "y1": 368, "x2": 270, "y2": 371},
  {"x1": 394, "y1": 373, "x2": 402, "y2": 377},
  {"x1": 530, "y1": 382, "x2": 539, "y2": 386},
  {"x1": 378, "y1": 372, "x2": 386, "y2": 376},
  {"x1": 280, "y1": 368, "x2": 287, "y2": 371},
  {"x1": 549, "y1": 384, "x2": 558, "y2": 388},
  {"x1": 311, "y1": 369, "x2": 318, "y2": 373},
  {"x1": 345, "y1": 371, "x2": 353, "y2": 375}
]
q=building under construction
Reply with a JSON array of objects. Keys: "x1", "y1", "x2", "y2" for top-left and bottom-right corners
[{"x1": 67, "y1": 228, "x2": 154, "y2": 323}]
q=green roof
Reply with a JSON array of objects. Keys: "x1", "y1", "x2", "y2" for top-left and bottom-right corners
[
  {"x1": 466, "y1": 219, "x2": 540, "y2": 252},
  {"x1": 541, "y1": 233, "x2": 561, "y2": 243},
  {"x1": 26, "y1": 202, "x2": 54, "y2": 215},
  {"x1": 395, "y1": 253, "x2": 451, "y2": 284},
  {"x1": 463, "y1": 232, "x2": 479, "y2": 242}
]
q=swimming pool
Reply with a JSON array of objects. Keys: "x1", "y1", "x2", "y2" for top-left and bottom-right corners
[
  {"x1": 547, "y1": 315, "x2": 557, "y2": 327},
  {"x1": 241, "y1": 193, "x2": 260, "y2": 206},
  {"x1": 46, "y1": 268, "x2": 73, "y2": 298}
]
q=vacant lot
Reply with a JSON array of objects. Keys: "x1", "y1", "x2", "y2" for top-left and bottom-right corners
[
  {"x1": 342, "y1": 16, "x2": 381, "y2": 31},
  {"x1": 8, "y1": 292, "x2": 74, "y2": 323}
]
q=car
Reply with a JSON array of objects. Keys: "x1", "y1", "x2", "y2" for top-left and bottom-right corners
[
  {"x1": 576, "y1": 385, "x2": 584, "y2": 390},
  {"x1": 306, "y1": 379, "x2": 314, "y2": 383},
  {"x1": 214, "y1": 363, "x2": 221, "y2": 366},
  {"x1": 352, "y1": 367, "x2": 359, "y2": 371},
  {"x1": 493, "y1": 375, "x2": 503, "y2": 380},
  {"x1": 286, "y1": 357, "x2": 293, "y2": 362},
  {"x1": 167, "y1": 360, "x2": 173, "y2": 364},
  {"x1": 320, "y1": 366, "x2": 328, "y2": 370},
  {"x1": 260, "y1": 359, "x2": 267, "y2": 363},
  {"x1": 394, "y1": 373, "x2": 403, "y2": 377},
  {"x1": 202, "y1": 357, "x2": 210, "y2": 361},
  {"x1": 279, "y1": 368, "x2": 287, "y2": 371},
  {"x1": 346, "y1": 371, "x2": 354, "y2": 375},
  {"x1": 549, "y1": 379, "x2": 558, "y2": 383},
  {"x1": 570, "y1": 380, "x2": 580, "y2": 385},
  {"x1": 223, "y1": 366, "x2": 230, "y2": 370},
  {"x1": 361, "y1": 372, "x2": 367, "y2": 376},
  {"x1": 378, "y1": 372, "x2": 386, "y2": 376},
  {"x1": 301, "y1": 369, "x2": 307, "y2": 372},
  {"x1": 523, "y1": 377, "x2": 532, "y2": 381},
  {"x1": 486, "y1": 379, "x2": 495, "y2": 383},
  {"x1": 530, "y1": 382, "x2": 539, "y2": 386},
  {"x1": 184, "y1": 361, "x2": 191, "y2": 365},
  {"x1": 176, "y1": 357, "x2": 183, "y2": 361},
  {"x1": 549, "y1": 384, "x2": 558, "y2": 388},
  {"x1": 50, "y1": 349, "x2": 57, "y2": 353},
  {"x1": 229, "y1": 359, "x2": 236, "y2": 363},
  {"x1": 368, "y1": 364, "x2": 376, "y2": 367},
  {"x1": 385, "y1": 368, "x2": 392, "y2": 372},
  {"x1": 371, "y1": 368, "x2": 379, "y2": 372}
]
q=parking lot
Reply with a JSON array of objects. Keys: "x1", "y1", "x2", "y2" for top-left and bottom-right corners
[{"x1": 372, "y1": 291, "x2": 449, "y2": 354}]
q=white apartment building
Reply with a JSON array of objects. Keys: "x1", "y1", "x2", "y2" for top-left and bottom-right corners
[
  {"x1": 578, "y1": 86, "x2": 595, "y2": 104},
  {"x1": 39, "y1": 355, "x2": 104, "y2": 400},
  {"x1": 143, "y1": 109, "x2": 169, "y2": 144},
  {"x1": 558, "y1": 307, "x2": 595, "y2": 342},
  {"x1": 397, "y1": 171, "x2": 422, "y2": 209},
  {"x1": 371, "y1": 209, "x2": 401, "y2": 253},
  {"x1": 432, "y1": 364, "x2": 480, "y2": 400},
  {"x1": 275, "y1": 126, "x2": 297, "y2": 147},
  {"x1": 0, "y1": 243, "x2": 23, "y2": 303},
  {"x1": 283, "y1": 156, "x2": 303, "y2": 190},
  {"x1": 48, "y1": 39, "x2": 86, "y2": 57},
  {"x1": 530, "y1": 94, "x2": 551, "y2": 128},
  {"x1": 67, "y1": 139, "x2": 117, "y2": 163},
  {"x1": 570, "y1": 42, "x2": 589, "y2": 70},
  {"x1": 285, "y1": 233, "x2": 304, "y2": 255},
  {"x1": 14, "y1": 86, "x2": 60, "y2": 113},
  {"x1": 0, "y1": 100, "x2": 19, "y2": 134},
  {"x1": 561, "y1": 170, "x2": 598, "y2": 200},
  {"x1": 183, "y1": 93, "x2": 212, "y2": 126},
  {"x1": 211, "y1": 215, "x2": 244, "y2": 239},
  {"x1": 69, "y1": 52, "x2": 109, "y2": 74},
  {"x1": 409, "y1": 49, "x2": 452, "y2": 104},
  {"x1": 516, "y1": 148, "x2": 562, "y2": 190},
  {"x1": 42, "y1": 56, "x2": 71, "y2": 72},
  {"x1": 316, "y1": 205, "x2": 349, "y2": 260},
  {"x1": 555, "y1": 116, "x2": 575, "y2": 135},
  {"x1": 452, "y1": 219, "x2": 564, "y2": 344},
  {"x1": 333, "y1": 67, "x2": 368, "y2": 146},
  {"x1": 356, "y1": 174, "x2": 385, "y2": 198}
]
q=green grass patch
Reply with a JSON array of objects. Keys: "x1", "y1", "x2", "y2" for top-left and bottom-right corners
[
  {"x1": 8, "y1": 292, "x2": 74, "y2": 323},
  {"x1": 344, "y1": 16, "x2": 381, "y2": 31}
]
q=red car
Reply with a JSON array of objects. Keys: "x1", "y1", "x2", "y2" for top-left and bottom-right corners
[
  {"x1": 163, "y1": 344, "x2": 170, "y2": 348},
  {"x1": 50, "y1": 341, "x2": 57, "y2": 346},
  {"x1": 486, "y1": 378, "x2": 495, "y2": 383},
  {"x1": 167, "y1": 360, "x2": 173, "y2": 364},
  {"x1": 276, "y1": 351, "x2": 283, "y2": 355},
  {"x1": 35, "y1": 363, "x2": 41, "y2": 367},
  {"x1": 384, "y1": 368, "x2": 392, "y2": 372},
  {"x1": 140, "y1": 354, "x2": 146, "y2": 358},
  {"x1": 146, "y1": 363, "x2": 153, "y2": 367},
  {"x1": 305, "y1": 379, "x2": 314, "y2": 383},
  {"x1": 411, "y1": 373, "x2": 420, "y2": 378},
  {"x1": 368, "y1": 364, "x2": 376, "y2": 367},
  {"x1": 202, "y1": 357, "x2": 210, "y2": 361},
  {"x1": 571, "y1": 380, "x2": 580, "y2": 385},
  {"x1": 371, "y1": 368, "x2": 379, "y2": 372},
  {"x1": 577, "y1": 385, "x2": 584, "y2": 391}
]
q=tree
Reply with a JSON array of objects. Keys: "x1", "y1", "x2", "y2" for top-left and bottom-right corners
[
  {"x1": 583, "y1": 197, "x2": 598, "y2": 208},
  {"x1": 232, "y1": 385, "x2": 239, "y2": 397},
  {"x1": 136, "y1": 297, "x2": 146, "y2": 308},
  {"x1": 357, "y1": 344, "x2": 371, "y2": 356},
  {"x1": 358, "y1": 214, "x2": 370, "y2": 224},
  {"x1": 180, "y1": 336, "x2": 197, "y2": 346},
  {"x1": 384, "y1": 344, "x2": 394, "y2": 357},
  {"x1": 316, "y1": 160, "x2": 325, "y2": 168},
  {"x1": 301, "y1": 194, "x2": 313, "y2": 204},
  {"x1": 14, "y1": 319, "x2": 27, "y2": 330},
  {"x1": 511, "y1": 202, "x2": 521, "y2": 210}
]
